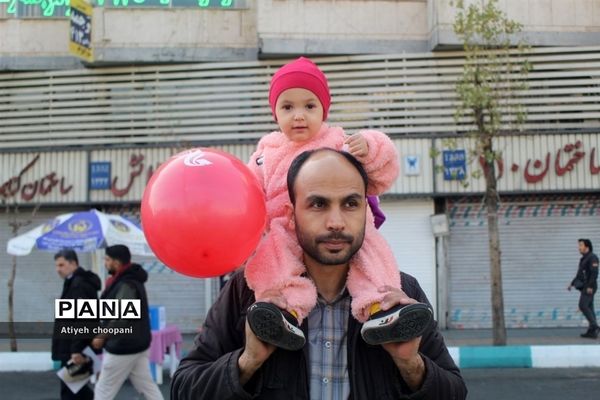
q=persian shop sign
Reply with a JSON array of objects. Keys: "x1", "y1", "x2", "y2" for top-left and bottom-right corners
[
  {"x1": 479, "y1": 139, "x2": 600, "y2": 184},
  {"x1": 0, "y1": 155, "x2": 73, "y2": 202},
  {"x1": 438, "y1": 135, "x2": 600, "y2": 193},
  {"x1": 443, "y1": 150, "x2": 466, "y2": 181},
  {"x1": 0, "y1": 0, "x2": 245, "y2": 18}
]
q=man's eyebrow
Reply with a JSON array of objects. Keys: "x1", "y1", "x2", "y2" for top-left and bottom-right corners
[
  {"x1": 344, "y1": 193, "x2": 364, "y2": 201},
  {"x1": 305, "y1": 194, "x2": 329, "y2": 204},
  {"x1": 303, "y1": 193, "x2": 364, "y2": 203}
]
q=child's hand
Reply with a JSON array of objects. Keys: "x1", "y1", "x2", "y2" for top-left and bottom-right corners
[{"x1": 345, "y1": 133, "x2": 369, "y2": 158}]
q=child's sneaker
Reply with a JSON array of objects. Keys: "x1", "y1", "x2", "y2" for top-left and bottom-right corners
[
  {"x1": 360, "y1": 303, "x2": 433, "y2": 345},
  {"x1": 247, "y1": 302, "x2": 306, "y2": 351}
]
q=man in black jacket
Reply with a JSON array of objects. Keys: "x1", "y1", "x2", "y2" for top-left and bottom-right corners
[
  {"x1": 52, "y1": 248, "x2": 101, "y2": 400},
  {"x1": 91, "y1": 244, "x2": 163, "y2": 400},
  {"x1": 172, "y1": 149, "x2": 467, "y2": 399},
  {"x1": 568, "y1": 238, "x2": 599, "y2": 338}
]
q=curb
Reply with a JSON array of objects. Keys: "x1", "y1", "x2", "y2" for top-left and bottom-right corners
[
  {"x1": 0, "y1": 352, "x2": 176, "y2": 372},
  {"x1": 0, "y1": 352, "x2": 54, "y2": 372},
  {"x1": 2, "y1": 346, "x2": 600, "y2": 371},
  {"x1": 448, "y1": 345, "x2": 600, "y2": 368}
]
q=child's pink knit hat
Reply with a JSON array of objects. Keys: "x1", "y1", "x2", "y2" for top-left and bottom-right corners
[{"x1": 268, "y1": 57, "x2": 331, "y2": 121}]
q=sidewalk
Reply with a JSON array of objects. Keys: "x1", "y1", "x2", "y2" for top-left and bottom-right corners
[
  {"x1": 443, "y1": 327, "x2": 599, "y2": 347},
  {"x1": 2, "y1": 327, "x2": 600, "y2": 370},
  {"x1": 443, "y1": 327, "x2": 600, "y2": 368}
]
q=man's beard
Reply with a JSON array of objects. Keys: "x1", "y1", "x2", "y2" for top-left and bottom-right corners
[{"x1": 295, "y1": 227, "x2": 365, "y2": 266}]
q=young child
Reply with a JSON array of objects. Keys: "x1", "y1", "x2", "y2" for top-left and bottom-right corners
[{"x1": 244, "y1": 57, "x2": 433, "y2": 350}]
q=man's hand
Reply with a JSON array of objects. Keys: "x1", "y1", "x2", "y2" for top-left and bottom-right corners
[
  {"x1": 91, "y1": 337, "x2": 105, "y2": 350},
  {"x1": 344, "y1": 133, "x2": 369, "y2": 158},
  {"x1": 238, "y1": 290, "x2": 285, "y2": 386},
  {"x1": 238, "y1": 321, "x2": 277, "y2": 385},
  {"x1": 69, "y1": 353, "x2": 87, "y2": 365},
  {"x1": 377, "y1": 285, "x2": 426, "y2": 392},
  {"x1": 382, "y1": 335, "x2": 423, "y2": 366},
  {"x1": 586, "y1": 287, "x2": 593, "y2": 295}
]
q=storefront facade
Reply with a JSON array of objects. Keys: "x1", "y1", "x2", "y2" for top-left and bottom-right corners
[
  {"x1": 435, "y1": 133, "x2": 600, "y2": 328},
  {"x1": 2, "y1": 50, "x2": 599, "y2": 331}
]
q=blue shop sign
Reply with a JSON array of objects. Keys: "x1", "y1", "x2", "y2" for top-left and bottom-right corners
[
  {"x1": 89, "y1": 161, "x2": 111, "y2": 190},
  {"x1": 443, "y1": 150, "x2": 466, "y2": 181}
]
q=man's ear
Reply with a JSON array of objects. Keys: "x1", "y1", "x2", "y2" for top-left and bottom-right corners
[{"x1": 285, "y1": 202, "x2": 295, "y2": 229}]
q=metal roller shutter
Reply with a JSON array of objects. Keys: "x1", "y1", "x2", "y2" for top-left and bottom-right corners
[
  {"x1": 448, "y1": 197, "x2": 600, "y2": 329},
  {"x1": 0, "y1": 209, "x2": 85, "y2": 326}
]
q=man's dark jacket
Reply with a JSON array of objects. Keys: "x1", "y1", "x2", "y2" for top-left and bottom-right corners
[
  {"x1": 171, "y1": 269, "x2": 467, "y2": 400},
  {"x1": 100, "y1": 263, "x2": 152, "y2": 355},
  {"x1": 572, "y1": 251, "x2": 599, "y2": 291},
  {"x1": 52, "y1": 267, "x2": 101, "y2": 362}
]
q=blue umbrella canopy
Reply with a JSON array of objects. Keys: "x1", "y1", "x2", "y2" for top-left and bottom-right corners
[{"x1": 7, "y1": 209, "x2": 153, "y2": 257}]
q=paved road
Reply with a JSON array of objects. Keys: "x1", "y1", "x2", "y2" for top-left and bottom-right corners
[
  {"x1": 463, "y1": 368, "x2": 600, "y2": 399},
  {"x1": 0, "y1": 371, "x2": 169, "y2": 399},
  {"x1": 1, "y1": 367, "x2": 599, "y2": 399}
]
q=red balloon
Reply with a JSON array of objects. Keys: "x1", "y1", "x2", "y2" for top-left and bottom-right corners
[{"x1": 141, "y1": 148, "x2": 266, "y2": 278}]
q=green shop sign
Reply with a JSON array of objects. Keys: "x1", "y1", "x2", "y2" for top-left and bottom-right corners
[{"x1": 0, "y1": 0, "x2": 244, "y2": 18}]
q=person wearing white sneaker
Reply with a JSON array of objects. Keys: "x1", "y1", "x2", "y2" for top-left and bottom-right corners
[
  {"x1": 172, "y1": 149, "x2": 467, "y2": 400},
  {"x1": 92, "y1": 245, "x2": 163, "y2": 400}
]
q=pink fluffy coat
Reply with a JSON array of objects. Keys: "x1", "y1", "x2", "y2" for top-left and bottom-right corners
[{"x1": 244, "y1": 123, "x2": 401, "y2": 323}]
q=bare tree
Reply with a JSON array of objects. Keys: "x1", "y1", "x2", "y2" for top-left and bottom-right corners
[
  {"x1": 451, "y1": 0, "x2": 530, "y2": 345},
  {"x1": 4, "y1": 201, "x2": 40, "y2": 352}
]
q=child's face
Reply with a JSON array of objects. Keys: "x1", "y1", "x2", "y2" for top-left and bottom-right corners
[{"x1": 274, "y1": 88, "x2": 324, "y2": 142}]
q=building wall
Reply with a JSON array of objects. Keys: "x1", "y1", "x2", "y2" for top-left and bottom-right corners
[
  {"x1": 0, "y1": 19, "x2": 80, "y2": 69},
  {"x1": 379, "y1": 199, "x2": 437, "y2": 316},
  {"x1": 3, "y1": 0, "x2": 600, "y2": 70},
  {"x1": 431, "y1": 0, "x2": 600, "y2": 49},
  {"x1": 92, "y1": 8, "x2": 258, "y2": 63},
  {"x1": 2, "y1": 1, "x2": 600, "y2": 332},
  {"x1": 0, "y1": 1, "x2": 259, "y2": 69},
  {"x1": 256, "y1": 0, "x2": 430, "y2": 55},
  {"x1": 3, "y1": 48, "x2": 598, "y2": 150}
]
